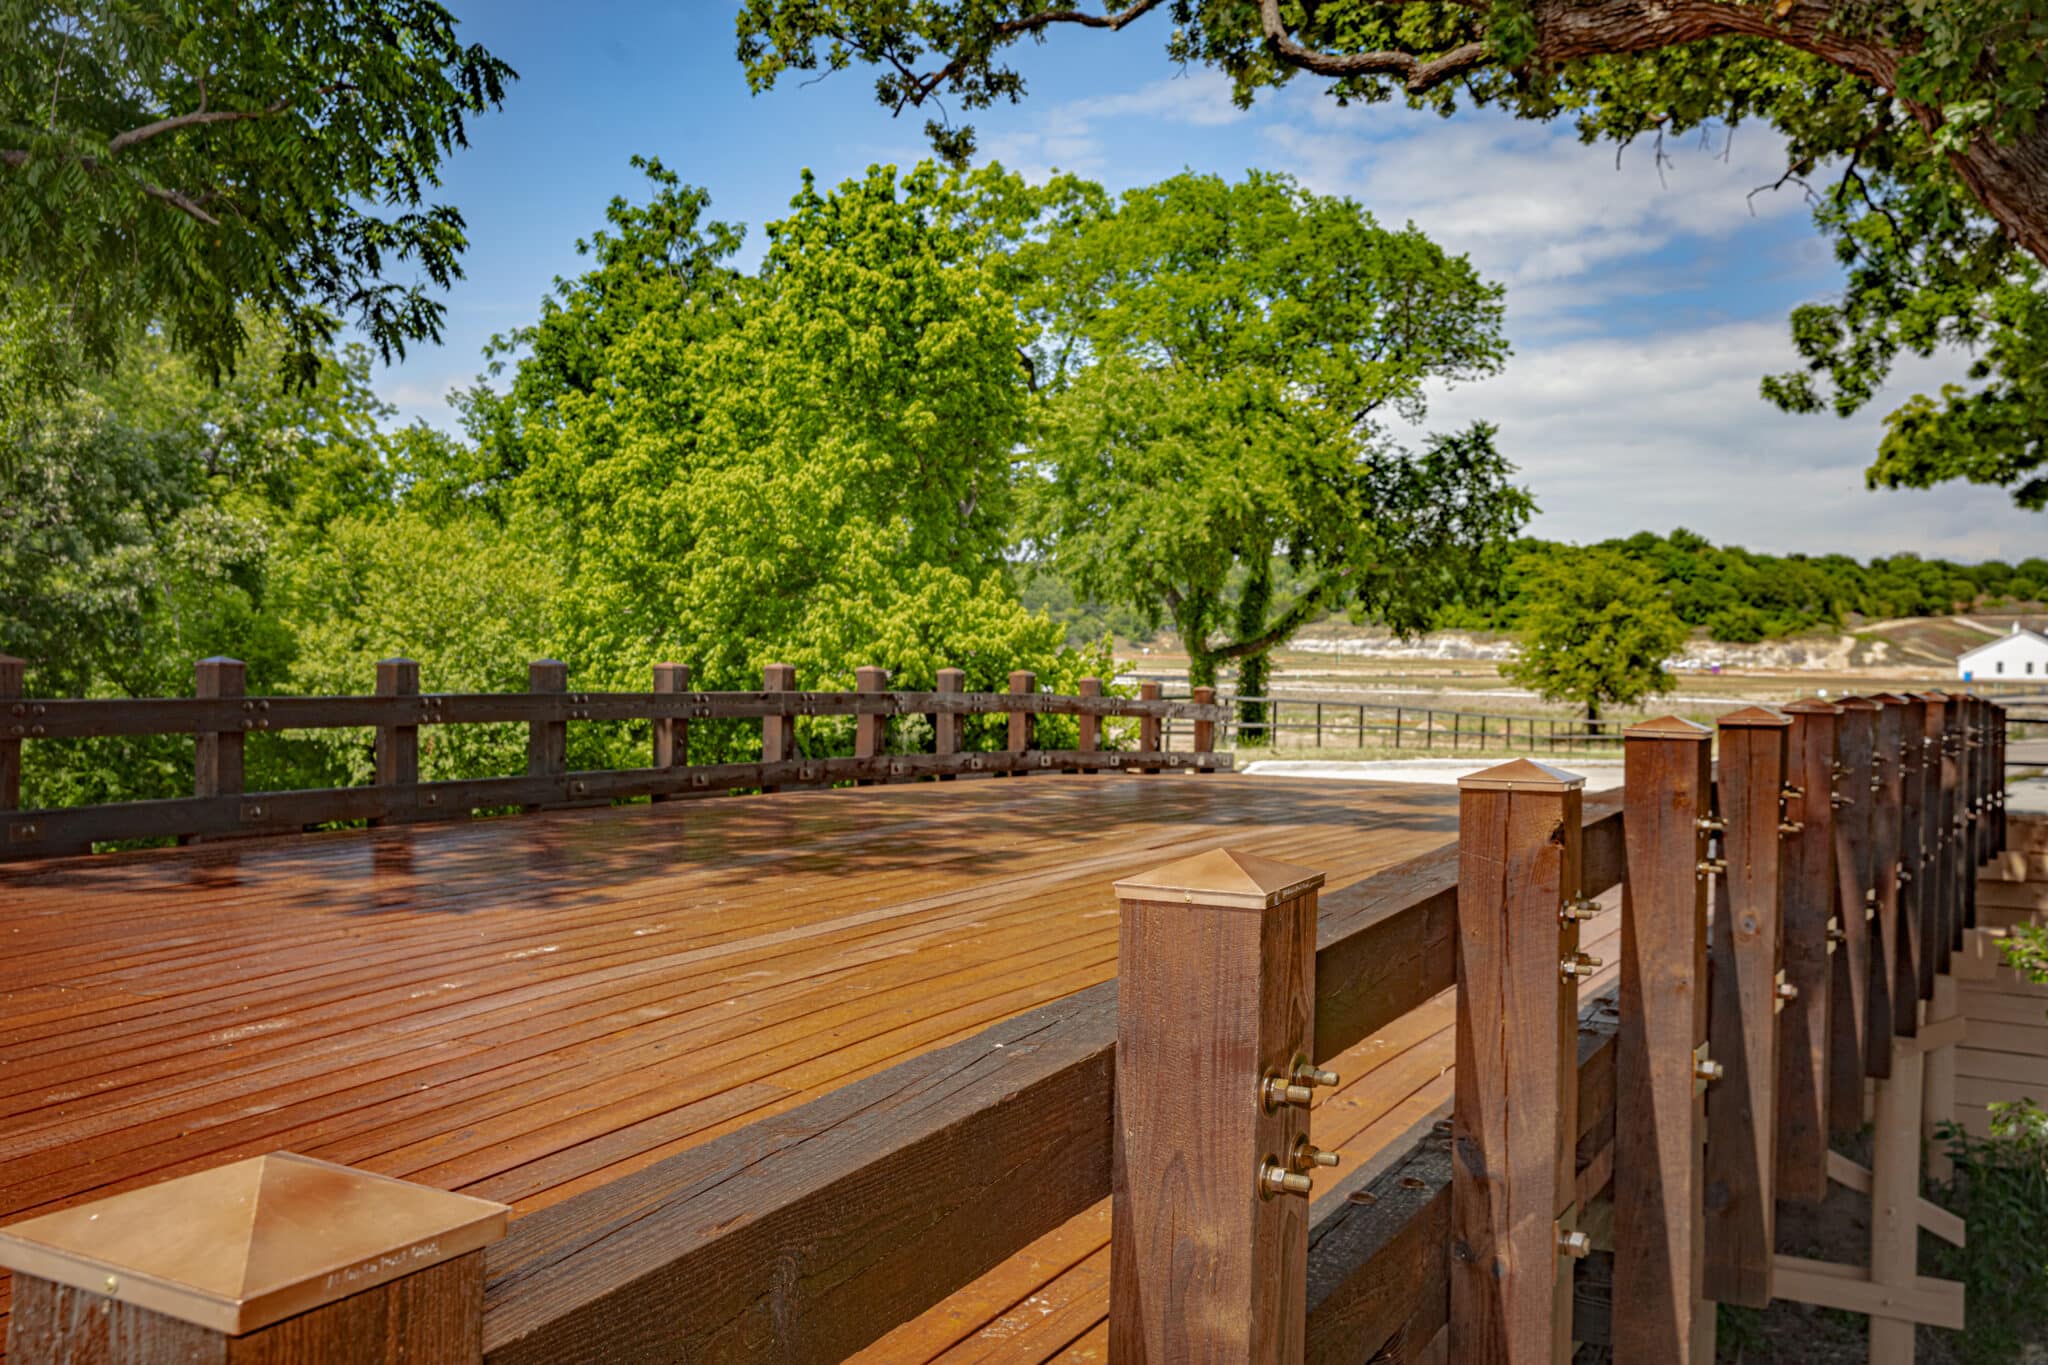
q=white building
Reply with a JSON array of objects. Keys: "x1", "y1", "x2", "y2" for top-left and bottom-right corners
[{"x1": 1958, "y1": 623, "x2": 2048, "y2": 681}]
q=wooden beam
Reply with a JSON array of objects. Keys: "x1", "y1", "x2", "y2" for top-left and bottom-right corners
[
  {"x1": 1770, "y1": 1255, "x2": 1964, "y2": 1333},
  {"x1": 373, "y1": 658, "x2": 423, "y2": 827},
  {"x1": 193, "y1": 656, "x2": 246, "y2": 802},
  {"x1": 1834, "y1": 698, "x2": 1888, "y2": 1102},
  {"x1": 1823, "y1": 1153, "x2": 1965, "y2": 1247},
  {"x1": 1777, "y1": 700, "x2": 1840, "y2": 1204},
  {"x1": 1870, "y1": 1035, "x2": 1929, "y2": 1363},
  {"x1": 1869, "y1": 695, "x2": 1921, "y2": 1037},
  {"x1": 650, "y1": 662, "x2": 689, "y2": 803},
  {"x1": 523, "y1": 660, "x2": 567, "y2": 813}
]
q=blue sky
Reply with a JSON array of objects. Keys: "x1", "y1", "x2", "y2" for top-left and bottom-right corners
[{"x1": 367, "y1": 2, "x2": 2045, "y2": 561}]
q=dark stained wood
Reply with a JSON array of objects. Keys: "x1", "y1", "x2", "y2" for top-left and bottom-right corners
[
  {"x1": 854, "y1": 666, "x2": 887, "y2": 787},
  {"x1": 1, "y1": 655, "x2": 23, "y2": 813},
  {"x1": 1193, "y1": 685, "x2": 1216, "y2": 771},
  {"x1": 1007, "y1": 670, "x2": 1035, "y2": 765},
  {"x1": 1918, "y1": 693, "x2": 1955, "y2": 974},
  {"x1": 1139, "y1": 681, "x2": 1162, "y2": 775},
  {"x1": 1076, "y1": 676, "x2": 1100, "y2": 773},
  {"x1": 374, "y1": 658, "x2": 423, "y2": 828},
  {"x1": 1887, "y1": 695, "x2": 1931, "y2": 1017},
  {"x1": 933, "y1": 667, "x2": 963, "y2": 781},
  {"x1": 522, "y1": 662, "x2": 567, "y2": 816},
  {"x1": 759, "y1": 663, "x2": 796, "y2": 794},
  {"x1": 8, "y1": 1252, "x2": 484, "y2": 1365},
  {"x1": 1613, "y1": 717, "x2": 1712, "y2": 1361},
  {"x1": 1703, "y1": 708, "x2": 1787, "y2": 1308},
  {"x1": 1866, "y1": 698, "x2": 1910, "y2": 1040},
  {"x1": 1109, "y1": 852, "x2": 1321, "y2": 1362},
  {"x1": 193, "y1": 658, "x2": 246, "y2": 802},
  {"x1": 650, "y1": 663, "x2": 690, "y2": 803},
  {"x1": 1449, "y1": 761, "x2": 1581, "y2": 1362},
  {"x1": 1775, "y1": 700, "x2": 1839, "y2": 1206},
  {"x1": 1833, "y1": 698, "x2": 1890, "y2": 1099}
]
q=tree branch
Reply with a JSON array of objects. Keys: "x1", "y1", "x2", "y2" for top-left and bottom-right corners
[
  {"x1": 1257, "y1": 0, "x2": 1490, "y2": 93},
  {"x1": 106, "y1": 84, "x2": 348, "y2": 155},
  {"x1": 1209, "y1": 569, "x2": 1351, "y2": 661}
]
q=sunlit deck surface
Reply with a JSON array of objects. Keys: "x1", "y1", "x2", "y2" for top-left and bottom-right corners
[{"x1": 0, "y1": 771, "x2": 1619, "y2": 1357}]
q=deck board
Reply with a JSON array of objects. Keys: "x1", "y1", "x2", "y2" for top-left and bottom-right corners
[{"x1": 0, "y1": 772, "x2": 1467, "y2": 1354}]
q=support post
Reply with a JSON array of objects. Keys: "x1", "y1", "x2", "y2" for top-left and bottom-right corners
[
  {"x1": 1777, "y1": 699, "x2": 1840, "y2": 1204},
  {"x1": 1139, "y1": 680, "x2": 1162, "y2": 774},
  {"x1": 1193, "y1": 684, "x2": 1216, "y2": 772},
  {"x1": 1703, "y1": 706, "x2": 1790, "y2": 1308},
  {"x1": 1109, "y1": 849, "x2": 1328, "y2": 1362},
  {"x1": 0, "y1": 653, "x2": 22, "y2": 814},
  {"x1": 934, "y1": 667, "x2": 964, "y2": 781},
  {"x1": 1923, "y1": 973, "x2": 1960, "y2": 1184},
  {"x1": 1832, "y1": 698, "x2": 1885, "y2": 1118},
  {"x1": 1927, "y1": 693, "x2": 1959, "y2": 969},
  {"x1": 1007, "y1": 670, "x2": 1035, "y2": 773},
  {"x1": 651, "y1": 662, "x2": 690, "y2": 802},
  {"x1": 373, "y1": 658, "x2": 421, "y2": 827},
  {"x1": 856, "y1": 666, "x2": 889, "y2": 786},
  {"x1": 1912, "y1": 693, "x2": 1952, "y2": 979},
  {"x1": 1890, "y1": 694, "x2": 1933, "y2": 1010},
  {"x1": 194, "y1": 656, "x2": 247, "y2": 801},
  {"x1": 0, "y1": 1152, "x2": 505, "y2": 1365},
  {"x1": 1869, "y1": 1039, "x2": 1928, "y2": 1365},
  {"x1": 1867, "y1": 697, "x2": 1912, "y2": 1041},
  {"x1": 524, "y1": 660, "x2": 568, "y2": 811},
  {"x1": 1613, "y1": 718, "x2": 1713, "y2": 1363},
  {"x1": 1450, "y1": 759, "x2": 1585, "y2": 1363},
  {"x1": 760, "y1": 663, "x2": 796, "y2": 792},
  {"x1": 1075, "y1": 676, "x2": 1099, "y2": 775}
]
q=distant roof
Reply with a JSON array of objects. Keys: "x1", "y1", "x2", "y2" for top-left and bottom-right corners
[{"x1": 1958, "y1": 622, "x2": 2048, "y2": 662}]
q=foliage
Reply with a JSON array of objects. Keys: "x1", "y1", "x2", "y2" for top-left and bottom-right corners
[
  {"x1": 1499, "y1": 549, "x2": 1687, "y2": 720},
  {"x1": 0, "y1": 0, "x2": 513, "y2": 408},
  {"x1": 733, "y1": 0, "x2": 2048, "y2": 509},
  {"x1": 1020, "y1": 169, "x2": 1530, "y2": 689}
]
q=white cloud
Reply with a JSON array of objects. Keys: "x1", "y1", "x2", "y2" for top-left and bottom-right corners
[{"x1": 978, "y1": 68, "x2": 1247, "y2": 180}]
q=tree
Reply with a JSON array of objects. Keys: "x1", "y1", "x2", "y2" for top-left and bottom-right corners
[
  {"x1": 735, "y1": 0, "x2": 2048, "y2": 509},
  {"x1": 1, "y1": 0, "x2": 513, "y2": 404},
  {"x1": 1501, "y1": 550, "x2": 1689, "y2": 722},
  {"x1": 1020, "y1": 170, "x2": 1530, "y2": 698}
]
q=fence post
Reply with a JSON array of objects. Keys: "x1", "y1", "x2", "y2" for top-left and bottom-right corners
[
  {"x1": 1451, "y1": 759, "x2": 1585, "y2": 1363},
  {"x1": 0, "y1": 1152, "x2": 505, "y2": 1365},
  {"x1": 194, "y1": 656, "x2": 247, "y2": 803},
  {"x1": 854, "y1": 666, "x2": 890, "y2": 786},
  {"x1": 524, "y1": 660, "x2": 568, "y2": 811},
  {"x1": 1192, "y1": 684, "x2": 1216, "y2": 772},
  {"x1": 1395, "y1": 705, "x2": 1403, "y2": 749},
  {"x1": 1109, "y1": 848, "x2": 1329, "y2": 1360},
  {"x1": 1830, "y1": 697, "x2": 1883, "y2": 1129},
  {"x1": 1894, "y1": 695, "x2": 1935, "y2": 1009},
  {"x1": 1076, "y1": 675, "x2": 1099, "y2": 775},
  {"x1": 0, "y1": 654, "x2": 22, "y2": 814},
  {"x1": 934, "y1": 667, "x2": 963, "y2": 781},
  {"x1": 1703, "y1": 706, "x2": 1790, "y2": 1307},
  {"x1": 373, "y1": 658, "x2": 421, "y2": 827},
  {"x1": 1007, "y1": 670, "x2": 1035, "y2": 775},
  {"x1": 1777, "y1": 699, "x2": 1841, "y2": 1205},
  {"x1": 1920, "y1": 692, "x2": 1957, "y2": 975},
  {"x1": 1865, "y1": 698, "x2": 1912, "y2": 1051},
  {"x1": 1613, "y1": 718, "x2": 1713, "y2": 1363},
  {"x1": 651, "y1": 662, "x2": 691, "y2": 802},
  {"x1": 1139, "y1": 680, "x2": 1161, "y2": 774},
  {"x1": 761, "y1": 663, "x2": 796, "y2": 792}
]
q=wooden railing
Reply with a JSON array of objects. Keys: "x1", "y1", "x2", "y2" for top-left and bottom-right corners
[
  {"x1": 0, "y1": 655, "x2": 1232, "y2": 859},
  {"x1": 1159, "y1": 689, "x2": 1625, "y2": 754},
  {"x1": 0, "y1": 691, "x2": 2010, "y2": 1365}
]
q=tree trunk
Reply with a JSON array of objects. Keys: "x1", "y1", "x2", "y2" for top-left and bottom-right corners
[{"x1": 1233, "y1": 556, "x2": 1274, "y2": 746}]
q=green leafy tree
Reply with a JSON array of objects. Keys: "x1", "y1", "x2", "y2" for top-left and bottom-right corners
[
  {"x1": 736, "y1": 0, "x2": 2048, "y2": 509},
  {"x1": 1020, "y1": 170, "x2": 1530, "y2": 698},
  {"x1": 1501, "y1": 549, "x2": 1689, "y2": 722},
  {"x1": 1, "y1": 0, "x2": 513, "y2": 404}
]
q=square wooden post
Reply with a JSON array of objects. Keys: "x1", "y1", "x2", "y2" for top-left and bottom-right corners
[
  {"x1": 856, "y1": 666, "x2": 889, "y2": 786},
  {"x1": 933, "y1": 667, "x2": 963, "y2": 781},
  {"x1": 1866, "y1": 696, "x2": 1914, "y2": 1040},
  {"x1": 1909, "y1": 693, "x2": 1950, "y2": 978},
  {"x1": 1006, "y1": 670, "x2": 1035, "y2": 774},
  {"x1": 1703, "y1": 706, "x2": 1790, "y2": 1308},
  {"x1": 1613, "y1": 717, "x2": 1713, "y2": 1363},
  {"x1": 1890, "y1": 694, "x2": 1934, "y2": 1009},
  {"x1": 651, "y1": 663, "x2": 690, "y2": 803},
  {"x1": 194, "y1": 657, "x2": 247, "y2": 801},
  {"x1": 1959, "y1": 695, "x2": 1979, "y2": 932},
  {"x1": 0, "y1": 653, "x2": 23, "y2": 814},
  {"x1": 1833, "y1": 698, "x2": 1890, "y2": 1105},
  {"x1": 1192, "y1": 684, "x2": 1216, "y2": 772},
  {"x1": 372, "y1": 658, "x2": 421, "y2": 827},
  {"x1": 1139, "y1": 681, "x2": 1162, "y2": 774},
  {"x1": 0, "y1": 1152, "x2": 506, "y2": 1365},
  {"x1": 1926, "y1": 692, "x2": 1959, "y2": 966},
  {"x1": 523, "y1": 660, "x2": 568, "y2": 812},
  {"x1": 1076, "y1": 676, "x2": 1101, "y2": 775},
  {"x1": 1450, "y1": 759, "x2": 1586, "y2": 1364},
  {"x1": 1109, "y1": 849, "x2": 1330, "y2": 1363},
  {"x1": 761, "y1": 663, "x2": 796, "y2": 792},
  {"x1": 1777, "y1": 699, "x2": 1840, "y2": 1205}
]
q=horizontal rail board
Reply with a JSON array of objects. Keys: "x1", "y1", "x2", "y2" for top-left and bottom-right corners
[
  {"x1": 2, "y1": 749, "x2": 1232, "y2": 853},
  {"x1": 479, "y1": 799, "x2": 1627, "y2": 1363},
  {"x1": 3, "y1": 690, "x2": 1231, "y2": 739}
]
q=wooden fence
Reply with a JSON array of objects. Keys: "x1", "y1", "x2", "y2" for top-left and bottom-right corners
[
  {"x1": 0, "y1": 691, "x2": 2012, "y2": 1365},
  {"x1": 1161, "y1": 690, "x2": 1624, "y2": 755},
  {"x1": 0, "y1": 654, "x2": 1232, "y2": 859}
]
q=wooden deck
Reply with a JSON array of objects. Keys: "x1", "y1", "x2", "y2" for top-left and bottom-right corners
[{"x1": 0, "y1": 770, "x2": 1576, "y2": 1355}]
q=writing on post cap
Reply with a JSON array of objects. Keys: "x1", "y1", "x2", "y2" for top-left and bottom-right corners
[
  {"x1": 0, "y1": 1152, "x2": 508, "y2": 1336},
  {"x1": 1622, "y1": 715, "x2": 1712, "y2": 742},
  {"x1": 1114, "y1": 846, "x2": 1325, "y2": 911},
  {"x1": 1457, "y1": 758, "x2": 1584, "y2": 792}
]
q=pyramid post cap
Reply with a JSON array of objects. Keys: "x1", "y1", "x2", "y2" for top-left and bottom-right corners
[
  {"x1": 1779, "y1": 697, "x2": 1842, "y2": 715},
  {"x1": 1912, "y1": 689, "x2": 1951, "y2": 703},
  {"x1": 1457, "y1": 758, "x2": 1584, "y2": 792},
  {"x1": 0, "y1": 1152, "x2": 507, "y2": 1337},
  {"x1": 1865, "y1": 691, "x2": 1915, "y2": 705},
  {"x1": 1717, "y1": 705, "x2": 1791, "y2": 728},
  {"x1": 1835, "y1": 695, "x2": 1882, "y2": 710},
  {"x1": 1114, "y1": 847, "x2": 1325, "y2": 911},
  {"x1": 1622, "y1": 715, "x2": 1713, "y2": 741}
]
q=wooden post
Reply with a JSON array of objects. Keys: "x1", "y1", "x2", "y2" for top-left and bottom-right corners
[
  {"x1": 1139, "y1": 680, "x2": 1162, "y2": 774},
  {"x1": 1450, "y1": 759, "x2": 1585, "y2": 1363},
  {"x1": 761, "y1": 663, "x2": 796, "y2": 792},
  {"x1": 1891, "y1": 694, "x2": 1934, "y2": 1010},
  {"x1": 1075, "y1": 675, "x2": 1099, "y2": 775},
  {"x1": 934, "y1": 667, "x2": 964, "y2": 781},
  {"x1": 1867, "y1": 696, "x2": 1912, "y2": 1041},
  {"x1": 0, "y1": 1152, "x2": 505, "y2": 1365},
  {"x1": 1776, "y1": 699, "x2": 1840, "y2": 1206},
  {"x1": 1193, "y1": 685, "x2": 1216, "y2": 772},
  {"x1": 1924, "y1": 692, "x2": 1958, "y2": 971},
  {"x1": 194, "y1": 656, "x2": 247, "y2": 801},
  {"x1": 1613, "y1": 717, "x2": 1713, "y2": 1363},
  {"x1": 651, "y1": 662, "x2": 690, "y2": 803},
  {"x1": 1109, "y1": 848, "x2": 1328, "y2": 1362},
  {"x1": 1007, "y1": 670, "x2": 1035, "y2": 773},
  {"x1": 1832, "y1": 697, "x2": 1889, "y2": 1109},
  {"x1": 856, "y1": 666, "x2": 889, "y2": 786},
  {"x1": 524, "y1": 660, "x2": 568, "y2": 811},
  {"x1": 1923, "y1": 972, "x2": 1961, "y2": 1184},
  {"x1": 1869, "y1": 1040, "x2": 1928, "y2": 1364},
  {"x1": 1910, "y1": 693, "x2": 1950, "y2": 980},
  {"x1": 0, "y1": 653, "x2": 22, "y2": 814},
  {"x1": 1703, "y1": 706, "x2": 1789, "y2": 1308},
  {"x1": 373, "y1": 658, "x2": 421, "y2": 827}
]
